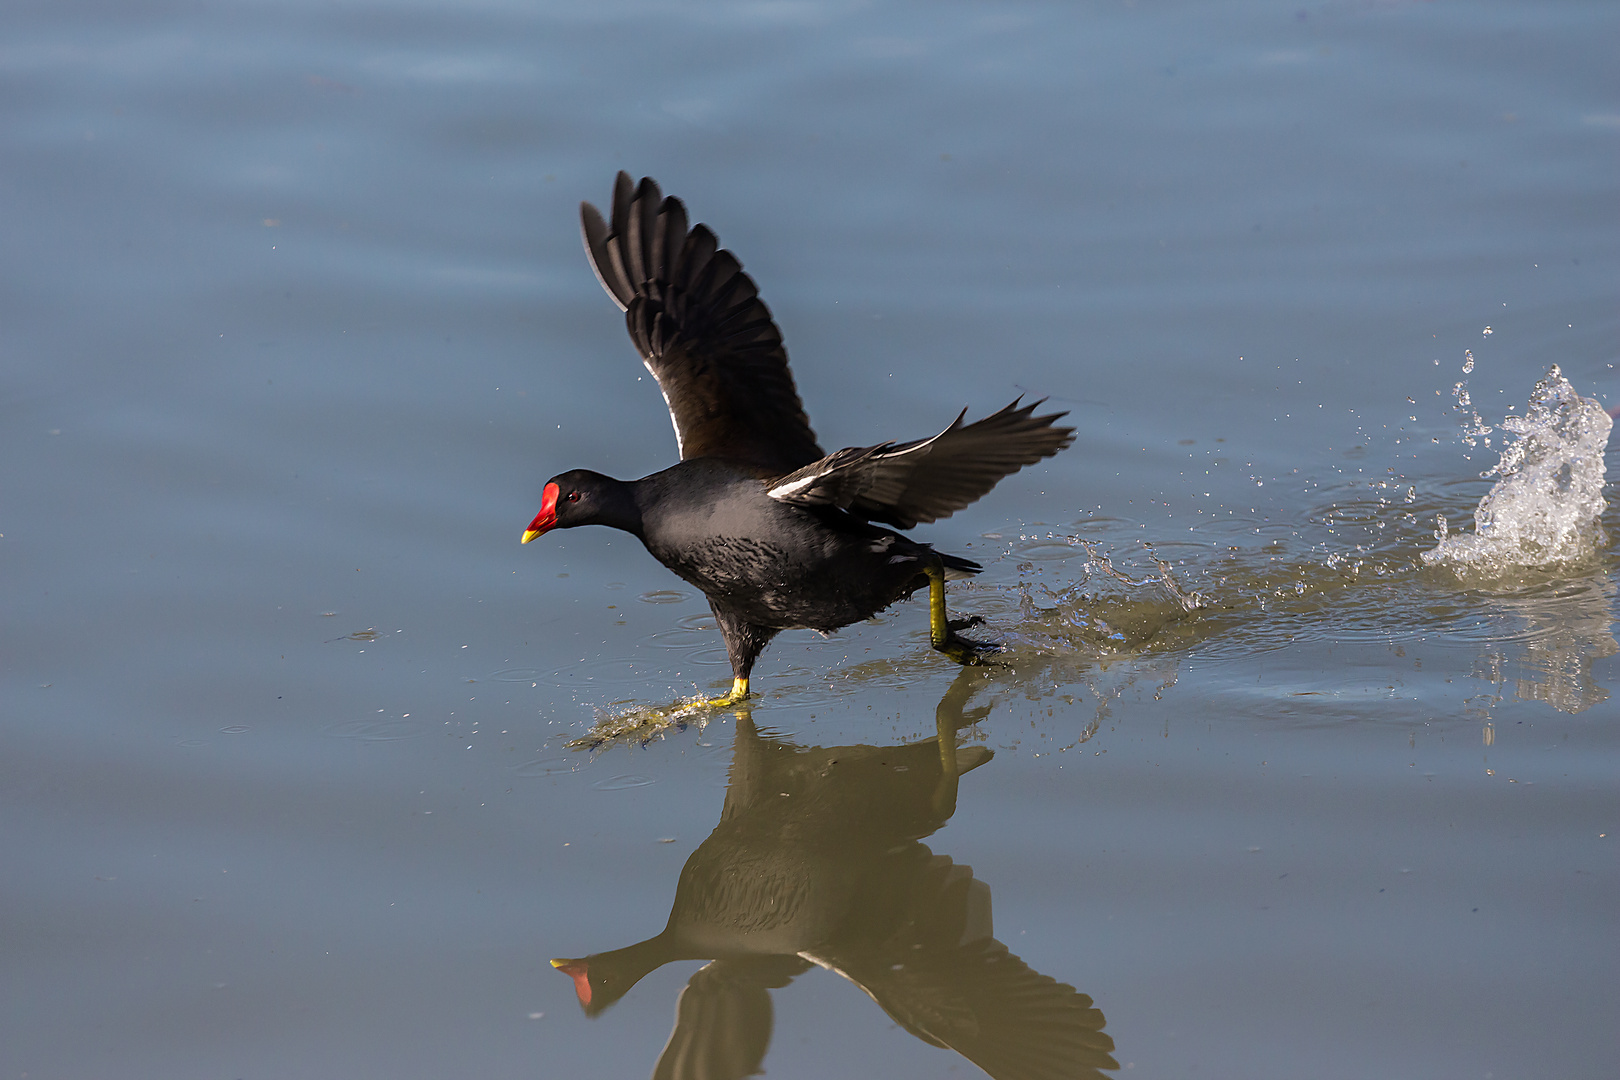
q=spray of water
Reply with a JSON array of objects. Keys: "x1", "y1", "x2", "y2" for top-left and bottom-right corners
[{"x1": 1423, "y1": 366, "x2": 1611, "y2": 573}]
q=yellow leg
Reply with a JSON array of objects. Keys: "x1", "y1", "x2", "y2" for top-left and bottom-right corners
[
  {"x1": 926, "y1": 564, "x2": 999, "y2": 665},
  {"x1": 927, "y1": 565, "x2": 950, "y2": 648},
  {"x1": 704, "y1": 676, "x2": 751, "y2": 706}
]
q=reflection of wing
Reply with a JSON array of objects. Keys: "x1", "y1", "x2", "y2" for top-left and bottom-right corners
[
  {"x1": 581, "y1": 173, "x2": 823, "y2": 473},
  {"x1": 766, "y1": 399, "x2": 1075, "y2": 529},
  {"x1": 820, "y1": 858, "x2": 1118, "y2": 1080},
  {"x1": 651, "y1": 957, "x2": 811, "y2": 1080},
  {"x1": 851, "y1": 938, "x2": 1117, "y2": 1080}
]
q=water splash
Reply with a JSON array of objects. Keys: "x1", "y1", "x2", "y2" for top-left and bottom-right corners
[
  {"x1": 1073, "y1": 539, "x2": 1205, "y2": 614},
  {"x1": 1423, "y1": 365, "x2": 1612, "y2": 574},
  {"x1": 1452, "y1": 359, "x2": 1491, "y2": 450},
  {"x1": 988, "y1": 537, "x2": 1210, "y2": 655}
]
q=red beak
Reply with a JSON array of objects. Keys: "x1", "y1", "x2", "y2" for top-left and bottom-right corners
[
  {"x1": 522, "y1": 482, "x2": 560, "y2": 544},
  {"x1": 550, "y1": 958, "x2": 591, "y2": 1006}
]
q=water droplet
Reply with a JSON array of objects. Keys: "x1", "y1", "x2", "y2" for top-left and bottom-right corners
[{"x1": 1462, "y1": 350, "x2": 1475, "y2": 374}]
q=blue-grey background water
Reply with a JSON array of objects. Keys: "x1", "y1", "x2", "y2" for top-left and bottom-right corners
[{"x1": 4, "y1": 1, "x2": 1617, "y2": 1077}]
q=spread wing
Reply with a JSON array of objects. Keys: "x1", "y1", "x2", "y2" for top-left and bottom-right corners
[
  {"x1": 837, "y1": 937, "x2": 1118, "y2": 1080},
  {"x1": 765, "y1": 399, "x2": 1075, "y2": 529},
  {"x1": 650, "y1": 957, "x2": 810, "y2": 1080},
  {"x1": 581, "y1": 172, "x2": 823, "y2": 474},
  {"x1": 817, "y1": 857, "x2": 1117, "y2": 1080}
]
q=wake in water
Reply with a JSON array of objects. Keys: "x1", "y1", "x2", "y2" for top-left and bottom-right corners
[
  {"x1": 966, "y1": 361, "x2": 1615, "y2": 713},
  {"x1": 1000, "y1": 362, "x2": 1612, "y2": 642}
]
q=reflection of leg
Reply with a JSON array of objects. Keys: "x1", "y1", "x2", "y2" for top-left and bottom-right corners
[
  {"x1": 926, "y1": 562, "x2": 1001, "y2": 665},
  {"x1": 932, "y1": 667, "x2": 993, "y2": 818}
]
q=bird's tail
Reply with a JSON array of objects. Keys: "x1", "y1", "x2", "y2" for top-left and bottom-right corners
[{"x1": 940, "y1": 551, "x2": 982, "y2": 580}]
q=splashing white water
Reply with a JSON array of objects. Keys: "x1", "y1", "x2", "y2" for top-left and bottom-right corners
[{"x1": 1423, "y1": 365, "x2": 1612, "y2": 573}]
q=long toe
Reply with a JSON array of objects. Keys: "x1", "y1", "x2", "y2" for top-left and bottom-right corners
[{"x1": 935, "y1": 631, "x2": 1003, "y2": 666}]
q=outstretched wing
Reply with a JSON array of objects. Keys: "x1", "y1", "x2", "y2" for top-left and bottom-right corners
[
  {"x1": 765, "y1": 399, "x2": 1075, "y2": 529},
  {"x1": 650, "y1": 957, "x2": 810, "y2": 1080},
  {"x1": 817, "y1": 855, "x2": 1117, "y2": 1080},
  {"x1": 581, "y1": 172, "x2": 823, "y2": 473},
  {"x1": 839, "y1": 936, "x2": 1118, "y2": 1080}
]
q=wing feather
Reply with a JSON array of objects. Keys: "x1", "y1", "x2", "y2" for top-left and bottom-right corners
[
  {"x1": 767, "y1": 399, "x2": 1075, "y2": 529},
  {"x1": 580, "y1": 173, "x2": 822, "y2": 472},
  {"x1": 580, "y1": 203, "x2": 625, "y2": 310},
  {"x1": 819, "y1": 856, "x2": 1117, "y2": 1080}
]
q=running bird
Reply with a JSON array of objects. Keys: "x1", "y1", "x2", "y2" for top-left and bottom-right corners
[{"x1": 523, "y1": 173, "x2": 1074, "y2": 705}]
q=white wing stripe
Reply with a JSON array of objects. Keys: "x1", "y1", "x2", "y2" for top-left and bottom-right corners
[
  {"x1": 767, "y1": 473, "x2": 822, "y2": 500},
  {"x1": 644, "y1": 359, "x2": 685, "y2": 457}
]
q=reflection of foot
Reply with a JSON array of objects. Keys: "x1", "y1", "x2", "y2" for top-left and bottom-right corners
[
  {"x1": 947, "y1": 615, "x2": 986, "y2": 633},
  {"x1": 935, "y1": 631, "x2": 1003, "y2": 666}
]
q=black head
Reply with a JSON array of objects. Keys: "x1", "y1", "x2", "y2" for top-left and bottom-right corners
[
  {"x1": 521, "y1": 469, "x2": 641, "y2": 542},
  {"x1": 549, "y1": 944, "x2": 661, "y2": 1018}
]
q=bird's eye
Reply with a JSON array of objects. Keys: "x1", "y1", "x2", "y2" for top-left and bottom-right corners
[{"x1": 566, "y1": 491, "x2": 580, "y2": 503}]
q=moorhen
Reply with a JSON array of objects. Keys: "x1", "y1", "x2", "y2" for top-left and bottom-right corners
[{"x1": 523, "y1": 173, "x2": 1073, "y2": 704}]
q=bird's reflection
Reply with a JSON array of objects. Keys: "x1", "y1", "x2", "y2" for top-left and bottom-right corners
[{"x1": 553, "y1": 672, "x2": 1118, "y2": 1079}]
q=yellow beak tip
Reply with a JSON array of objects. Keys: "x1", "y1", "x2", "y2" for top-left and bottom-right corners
[{"x1": 521, "y1": 530, "x2": 541, "y2": 545}]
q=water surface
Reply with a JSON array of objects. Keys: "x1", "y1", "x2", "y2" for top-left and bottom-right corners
[{"x1": 3, "y1": 1, "x2": 1617, "y2": 1077}]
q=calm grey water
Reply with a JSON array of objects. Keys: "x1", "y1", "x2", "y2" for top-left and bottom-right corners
[{"x1": 4, "y1": 1, "x2": 1617, "y2": 1077}]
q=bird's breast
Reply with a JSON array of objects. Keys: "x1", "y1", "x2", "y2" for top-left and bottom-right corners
[{"x1": 638, "y1": 475, "x2": 927, "y2": 629}]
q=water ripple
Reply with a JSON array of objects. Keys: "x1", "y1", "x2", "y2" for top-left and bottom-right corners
[
  {"x1": 323, "y1": 719, "x2": 427, "y2": 741},
  {"x1": 592, "y1": 773, "x2": 656, "y2": 790}
]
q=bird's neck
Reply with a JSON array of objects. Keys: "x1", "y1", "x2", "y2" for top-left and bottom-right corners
[
  {"x1": 578, "y1": 930, "x2": 694, "y2": 1013},
  {"x1": 591, "y1": 476, "x2": 647, "y2": 538}
]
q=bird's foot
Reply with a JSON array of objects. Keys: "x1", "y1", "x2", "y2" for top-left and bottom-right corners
[
  {"x1": 933, "y1": 630, "x2": 1003, "y2": 666},
  {"x1": 925, "y1": 565, "x2": 1002, "y2": 666},
  {"x1": 697, "y1": 677, "x2": 753, "y2": 708}
]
